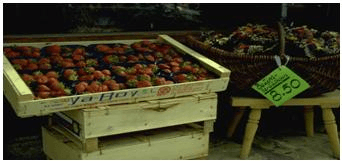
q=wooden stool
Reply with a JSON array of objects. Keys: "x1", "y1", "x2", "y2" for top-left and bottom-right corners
[{"x1": 227, "y1": 90, "x2": 340, "y2": 159}]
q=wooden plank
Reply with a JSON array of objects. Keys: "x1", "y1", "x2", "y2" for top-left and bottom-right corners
[
  {"x1": 80, "y1": 94, "x2": 217, "y2": 139},
  {"x1": 158, "y1": 35, "x2": 231, "y2": 78},
  {"x1": 232, "y1": 90, "x2": 340, "y2": 109},
  {"x1": 43, "y1": 124, "x2": 209, "y2": 160}
]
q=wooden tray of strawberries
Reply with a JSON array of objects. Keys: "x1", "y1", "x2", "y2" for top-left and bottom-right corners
[{"x1": 4, "y1": 35, "x2": 230, "y2": 118}]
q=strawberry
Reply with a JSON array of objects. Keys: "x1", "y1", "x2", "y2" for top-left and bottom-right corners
[
  {"x1": 36, "y1": 75, "x2": 49, "y2": 84},
  {"x1": 21, "y1": 74, "x2": 35, "y2": 85},
  {"x1": 93, "y1": 71, "x2": 105, "y2": 80},
  {"x1": 64, "y1": 58, "x2": 73, "y2": 63},
  {"x1": 125, "y1": 75, "x2": 137, "y2": 80},
  {"x1": 86, "y1": 59, "x2": 98, "y2": 67},
  {"x1": 158, "y1": 64, "x2": 170, "y2": 69},
  {"x1": 148, "y1": 43, "x2": 157, "y2": 50},
  {"x1": 26, "y1": 63, "x2": 39, "y2": 71},
  {"x1": 72, "y1": 54, "x2": 85, "y2": 61},
  {"x1": 37, "y1": 92, "x2": 50, "y2": 99},
  {"x1": 5, "y1": 51, "x2": 20, "y2": 58},
  {"x1": 171, "y1": 66, "x2": 181, "y2": 73},
  {"x1": 127, "y1": 55, "x2": 139, "y2": 62},
  {"x1": 29, "y1": 51, "x2": 40, "y2": 58},
  {"x1": 153, "y1": 77, "x2": 166, "y2": 85},
  {"x1": 12, "y1": 59, "x2": 28, "y2": 67},
  {"x1": 102, "y1": 69, "x2": 111, "y2": 76},
  {"x1": 36, "y1": 85, "x2": 51, "y2": 92},
  {"x1": 98, "y1": 84, "x2": 109, "y2": 92},
  {"x1": 76, "y1": 61, "x2": 87, "y2": 67},
  {"x1": 169, "y1": 62, "x2": 179, "y2": 67},
  {"x1": 142, "y1": 40, "x2": 152, "y2": 46},
  {"x1": 173, "y1": 57, "x2": 184, "y2": 63},
  {"x1": 119, "y1": 56, "x2": 127, "y2": 62},
  {"x1": 4, "y1": 47, "x2": 12, "y2": 53},
  {"x1": 38, "y1": 58, "x2": 50, "y2": 65},
  {"x1": 136, "y1": 80, "x2": 152, "y2": 88},
  {"x1": 165, "y1": 80, "x2": 174, "y2": 84},
  {"x1": 182, "y1": 65, "x2": 193, "y2": 72},
  {"x1": 46, "y1": 45, "x2": 61, "y2": 54},
  {"x1": 50, "y1": 55, "x2": 64, "y2": 64},
  {"x1": 63, "y1": 69, "x2": 78, "y2": 81},
  {"x1": 87, "y1": 81, "x2": 101, "y2": 93},
  {"x1": 75, "y1": 82, "x2": 88, "y2": 93},
  {"x1": 79, "y1": 75, "x2": 88, "y2": 81},
  {"x1": 73, "y1": 48, "x2": 85, "y2": 56},
  {"x1": 163, "y1": 55, "x2": 173, "y2": 62},
  {"x1": 145, "y1": 55, "x2": 155, "y2": 62},
  {"x1": 33, "y1": 48, "x2": 40, "y2": 52},
  {"x1": 119, "y1": 83, "x2": 126, "y2": 90},
  {"x1": 16, "y1": 46, "x2": 31, "y2": 52},
  {"x1": 192, "y1": 67, "x2": 200, "y2": 74},
  {"x1": 86, "y1": 74, "x2": 95, "y2": 81},
  {"x1": 33, "y1": 71, "x2": 44, "y2": 78},
  {"x1": 103, "y1": 80, "x2": 116, "y2": 86},
  {"x1": 50, "y1": 82, "x2": 65, "y2": 91},
  {"x1": 148, "y1": 64, "x2": 159, "y2": 73},
  {"x1": 174, "y1": 74, "x2": 187, "y2": 83},
  {"x1": 61, "y1": 62, "x2": 75, "y2": 68},
  {"x1": 96, "y1": 44, "x2": 111, "y2": 53},
  {"x1": 108, "y1": 82, "x2": 120, "y2": 91},
  {"x1": 131, "y1": 43, "x2": 142, "y2": 49},
  {"x1": 47, "y1": 77, "x2": 59, "y2": 86},
  {"x1": 39, "y1": 63, "x2": 52, "y2": 70},
  {"x1": 136, "y1": 47, "x2": 152, "y2": 53},
  {"x1": 134, "y1": 64, "x2": 144, "y2": 70},
  {"x1": 103, "y1": 55, "x2": 119, "y2": 64},
  {"x1": 137, "y1": 74, "x2": 151, "y2": 81}
]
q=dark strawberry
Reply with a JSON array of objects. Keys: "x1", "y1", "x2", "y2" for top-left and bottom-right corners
[
  {"x1": 61, "y1": 62, "x2": 75, "y2": 68},
  {"x1": 50, "y1": 55, "x2": 64, "y2": 64},
  {"x1": 174, "y1": 74, "x2": 187, "y2": 83},
  {"x1": 12, "y1": 59, "x2": 28, "y2": 66},
  {"x1": 33, "y1": 47, "x2": 40, "y2": 52},
  {"x1": 49, "y1": 82, "x2": 65, "y2": 91},
  {"x1": 96, "y1": 44, "x2": 111, "y2": 53},
  {"x1": 131, "y1": 43, "x2": 142, "y2": 49},
  {"x1": 76, "y1": 61, "x2": 87, "y2": 67},
  {"x1": 169, "y1": 62, "x2": 179, "y2": 67},
  {"x1": 73, "y1": 48, "x2": 85, "y2": 56},
  {"x1": 136, "y1": 47, "x2": 152, "y2": 53},
  {"x1": 26, "y1": 63, "x2": 39, "y2": 71},
  {"x1": 145, "y1": 55, "x2": 155, "y2": 62},
  {"x1": 5, "y1": 51, "x2": 20, "y2": 58},
  {"x1": 134, "y1": 64, "x2": 144, "y2": 70},
  {"x1": 30, "y1": 51, "x2": 40, "y2": 58},
  {"x1": 127, "y1": 55, "x2": 139, "y2": 62},
  {"x1": 46, "y1": 45, "x2": 61, "y2": 54},
  {"x1": 39, "y1": 63, "x2": 52, "y2": 70},
  {"x1": 72, "y1": 54, "x2": 85, "y2": 61},
  {"x1": 171, "y1": 66, "x2": 181, "y2": 73},
  {"x1": 173, "y1": 57, "x2": 184, "y2": 63},
  {"x1": 153, "y1": 77, "x2": 166, "y2": 85},
  {"x1": 79, "y1": 75, "x2": 88, "y2": 81},
  {"x1": 163, "y1": 55, "x2": 173, "y2": 62},
  {"x1": 38, "y1": 58, "x2": 50, "y2": 65},
  {"x1": 126, "y1": 75, "x2": 137, "y2": 80},
  {"x1": 137, "y1": 54, "x2": 144, "y2": 60},
  {"x1": 103, "y1": 55, "x2": 119, "y2": 64},
  {"x1": 64, "y1": 58, "x2": 73, "y2": 63},
  {"x1": 4, "y1": 47, "x2": 12, "y2": 53},
  {"x1": 136, "y1": 80, "x2": 152, "y2": 88},
  {"x1": 21, "y1": 74, "x2": 35, "y2": 85}
]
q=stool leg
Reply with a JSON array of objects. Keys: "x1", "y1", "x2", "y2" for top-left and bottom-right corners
[
  {"x1": 227, "y1": 107, "x2": 246, "y2": 138},
  {"x1": 322, "y1": 108, "x2": 340, "y2": 159},
  {"x1": 240, "y1": 109, "x2": 262, "y2": 159},
  {"x1": 304, "y1": 106, "x2": 314, "y2": 137}
]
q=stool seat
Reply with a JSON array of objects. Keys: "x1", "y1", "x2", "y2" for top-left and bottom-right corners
[{"x1": 227, "y1": 90, "x2": 340, "y2": 159}]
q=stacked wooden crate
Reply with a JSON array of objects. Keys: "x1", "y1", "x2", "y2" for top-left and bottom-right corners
[{"x1": 4, "y1": 35, "x2": 230, "y2": 160}]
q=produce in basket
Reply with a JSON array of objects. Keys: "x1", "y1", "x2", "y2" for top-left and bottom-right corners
[{"x1": 4, "y1": 41, "x2": 217, "y2": 99}]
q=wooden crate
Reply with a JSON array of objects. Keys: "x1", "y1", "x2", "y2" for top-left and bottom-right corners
[
  {"x1": 43, "y1": 120, "x2": 214, "y2": 160},
  {"x1": 4, "y1": 35, "x2": 230, "y2": 118},
  {"x1": 50, "y1": 93, "x2": 217, "y2": 152}
]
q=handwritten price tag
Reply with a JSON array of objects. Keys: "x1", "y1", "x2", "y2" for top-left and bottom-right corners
[{"x1": 252, "y1": 66, "x2": 310, "y2": 107}]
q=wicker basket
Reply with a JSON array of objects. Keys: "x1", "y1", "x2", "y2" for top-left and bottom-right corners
[{"x1": 185, "y1": 23, "x2": 339, "y2": 97}]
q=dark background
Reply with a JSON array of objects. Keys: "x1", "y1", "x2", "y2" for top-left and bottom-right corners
[{"x1": 3, "y1": 3, "x2": 340, "y2": 159}]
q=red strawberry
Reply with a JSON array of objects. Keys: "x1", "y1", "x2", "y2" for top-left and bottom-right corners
[
  {"x1": 79, "y1": 75, "x2": 88, "y2": 81},
  {"x1": 192, "y1": 67, "x2": 200, "y2": 74},
  {"x1": 4, "y1": 47, "x2": 12, "y2": 53},
  {"x1": 75, "y1": 82, "x2": 88, "y2": 93},
  {"x1": 102, "y1": 69, "x2": 111, "y2": 76},
  {"x1": 158, "y1": 64, "x2": 170, "y2": 69},
  {"x1": 37, "y1": 92, "x2": 50, "y2": 99},
  {"x1": 73, "y1": 48, "x2": 85, "y2": 56},
  {"x1": 173, "y1": 57, "x2": 184, "y2": 63},
  {"x1": 46, "y1": 45, "x2": 61, "y2": 54},
  {"x1": 63, "y1": 69, "x2": 78, "y2": 81},
  {"x1": 76, "y1": 61, "x2": 87, "y2": 67},
  {"x1": 21, "y1": 74, "x2": 35, "y2": 84},
  {"x1": 126, "y1": 75, "x2": 137, "y2": 80},
  {"x1": 108, "y1": 83, "x2": 120, "y2": 91},
  {"x1": 169, "y1": 62, "x2": 179, "y2": 67},
  {"x1": 171, "y1": 66, "x2": 181, "y2": 73},
  {"x1": 119, "y1": 83, "x2": 126, "y2": 90},
  {"x1": 182, "y1": 65, "x2": 193, "y2": 72},
  {"x1": 136, "y1": 80, "x2": 152, "y2": 88},
  {"x1": 36, "y1": 75, "x2": 49, "y2": 84},
  {"x1": 64, "y1": 58, "x2": 73, "y2": 63},
  {"x1": 174, "y1": 74, "x2": 187, "y2": 83},
  {"x1": 103, "y1": 55, "x2": 119, "y2": 64},
  {"x1": 127, "y1": 55, "x2": 139, "y2": 62},
  {"x1": 154, "y1": 77, "x2": 166, "y2": 85},
  {"x1": 39, "y1": 63, "x2": 52, "y2": 70},
  {"x1": 93, "y1": 71, "x2": 105, "y2": 80},
  {"x1": 131, "y1": 43, "x2": 142, "y2": 49},
  {"x1": 98, "y1": 84, "x2": 109, "y2": 92},
  {"x1": 72, "y1": 54, "x2": 85, "y2": 61},
  {"x1": 96, "y1": 45, "x2": 111, "y2": 53},
  {"x1": 47, "y1": 77, "x2": 59, "y2": 86},
  {"x1": 61, "y1": 62, "x2": 75, "y2": 68},
  {"x1": 38, "y1": 58, "x2": 50, "y2": 65},
  {"x1": 26, "y1": 63, "x2": 39, "y2": 71},
  {"x1": 50, "y1": 55, "x2": 64, "y2": 64},
  {"x1": 36, "y1": 85, "x2": 51, "y2": 92},
  {"x1": 103, "y1": 80, "x2": 116, "y2": 86},
  {"x1": 136, "y1": 47, "x2": 152, "y2": 53},
  {"x1": 87, "y1": 81, "x2": 101, "y2": 93},
  {"x1": 134, "y1": 64, "x2": 144, "y2": 70},
  {"x1": 33, "y1": 48, "x2": 40, "y2": 52}
]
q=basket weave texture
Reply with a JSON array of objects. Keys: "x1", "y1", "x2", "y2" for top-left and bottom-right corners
[{"x1": 185, "y1": 24, "x2": 339, "y2": 97}]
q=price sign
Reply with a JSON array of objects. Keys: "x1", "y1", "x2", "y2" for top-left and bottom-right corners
[{"x1": 252, "y1": 66, "x2": 310, "y2": 107}]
